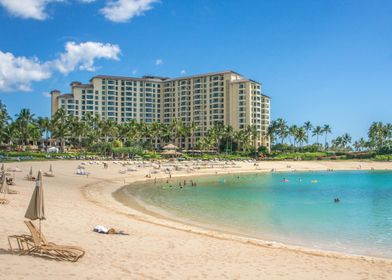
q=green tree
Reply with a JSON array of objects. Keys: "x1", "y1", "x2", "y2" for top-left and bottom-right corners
[
  {"x1": 322, "y1": 124, "x2": 332, "y2": 148},
  {"x1": 14, "y1": 108, "x2": 36, "y2": 145},
  {"x1": 51, "y1": 108, "x2": 70, "y2": 152},
  {"x1": 303, "y1": 121, "x2": 313, "y2": 143},
  {"x1": 36, "y1": 116, "x2": 51, "y2": 151},
  {"x1": 312, "y1": 125, "x2": 323, "y2": 145}
]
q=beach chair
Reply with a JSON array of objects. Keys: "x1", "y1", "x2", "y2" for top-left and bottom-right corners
[
  {"x1": 6, "y1": 189, "x2": 19, "y2": 194},
  {"x1": 43, "y1": 172, "x2": 55, "y2": 177},
  {"x1": 17, "y1": 221, "x2": 85, "y2": 262},
  {"x1": 24, "y1": 175, "x2": 36, "y2": 181},
  {"x1": 6, "y1": 177, "x2": 15, "y2": 185}
]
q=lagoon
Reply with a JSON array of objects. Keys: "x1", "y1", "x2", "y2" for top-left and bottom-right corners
[{"x1": 117, "y1": 171, "x2": 392, "y2": 258}]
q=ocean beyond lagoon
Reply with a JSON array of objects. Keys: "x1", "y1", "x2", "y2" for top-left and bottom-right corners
[{"x1": 117, "y1": 171, "x2": 392, "y2": 258}]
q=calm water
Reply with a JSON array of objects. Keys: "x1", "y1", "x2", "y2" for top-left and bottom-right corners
[{"x1": 116, "y1": 171, "x2": 392, "y2": 258}]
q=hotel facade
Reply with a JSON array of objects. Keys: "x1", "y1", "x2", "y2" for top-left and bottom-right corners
[{"x1": 51, "y1": 70, "x2": 271, "y2": 149}]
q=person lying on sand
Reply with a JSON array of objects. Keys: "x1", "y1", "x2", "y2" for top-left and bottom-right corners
[{"x1": 93, "y1": 225, "x2": 129, "y2": 235}]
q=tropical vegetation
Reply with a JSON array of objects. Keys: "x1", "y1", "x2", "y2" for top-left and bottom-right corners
[{"x1": 0, "y1": 99, "x2": 391, "y2": 161}]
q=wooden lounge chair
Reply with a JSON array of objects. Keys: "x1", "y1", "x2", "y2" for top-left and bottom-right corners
[
  {"x1": 9, "y1": 221, "x2": 85, "y2": 262},
  {"x1": 43, "y1": 172, "x2": 55, "y2": 177},
  {"x1": 24, "y1": 175, "x2": 36, "y2": 181},
  {"x1": 6, "y1": 189, "x2": 19, "y2": 194}
]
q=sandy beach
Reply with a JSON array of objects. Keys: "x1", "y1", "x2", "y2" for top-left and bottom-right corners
[{"x1": 1, "y1": 160, "x2": 392, "y2": 280}]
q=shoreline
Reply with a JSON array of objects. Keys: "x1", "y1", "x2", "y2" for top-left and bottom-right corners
[
  {"x1": 109, "y1": 169, "x2": 392, "y2": 263},
  {"x1": 1, "y1": 160, "x2": 392, "y2": 279}
]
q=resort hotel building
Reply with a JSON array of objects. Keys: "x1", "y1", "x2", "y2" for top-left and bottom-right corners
[{"x1": 50, "y1": 70, "x2": 271, "y2": 149}]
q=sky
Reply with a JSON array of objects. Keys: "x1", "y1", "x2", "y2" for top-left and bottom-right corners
[{"x1": 0, "y1": 0, "x2": 391, "y2": 141}]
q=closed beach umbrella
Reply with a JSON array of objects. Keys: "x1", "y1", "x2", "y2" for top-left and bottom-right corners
[
  {"x1": 0, "y1": 173, "x2": 8, "y2": 197},
  {"x1": 29, "y1": 167, "x2": 33, "y2": 177},
  {"x1": 49, "y1": 164, "x2": 53, "y2": 173},
  {"x1": 25, "y1": 171, "x2": 45, "y2": 232}
]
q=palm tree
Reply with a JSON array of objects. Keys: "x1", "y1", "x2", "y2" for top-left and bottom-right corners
[
  {"x1": 150, "y1": 122, "x2": 162, "y2": 149},
  {"x1": 276, "y1": 118, "x2": 288, "y2": 144},
  {"x1": 295, "y1": 127, "x2": 308, "y2": 148},
  {"x1": 303, "y1": 121, "x2": 313, "y2": 143},
  {"x1": 99, "y1": 118, "x2": 118, "y2": 143},
  {"x1": 368, "y1": 122, "x2": 389, "y2": 150},
  {"x1": 312, "y1": 125, "x2": 323, "y2": 145},
  {"x1": 188, "y1": 122, "x2": 198, "y2": 149},
  {"x1": 289, "y1": 125, "x2": 299, "y2": 147},
  {"x1": 322, "y1": 124, "x2": 332, "y2": 148},
  {"x1": 51, "y1": 108, "x2": 70, "y2": 152},
  {"x1": 0, "y1": 100, "x2": 9, "y2": 132},
  {"x1": 353, "y1": 138, "x2": 367, "y2": 152},
  {"x1": 83, "y1": 113, "x2": 101, "y2": 149},
  {"x1": 14, "y1": 108, "x2": 35, "y2": 146},
  {"x1": 224, "y1": 125, "x2": 234, "y2": 152},
  {"x1": 1, "y1": 124, "x2": 15, "y2": 146},
  {"x1": 342, "y1": 133, "x2": 352, "y2": 148},
  {"x1": 36, "y1": 116, "x2": 51, "y2": 151},
  {"x1": 267, "y1": 120, "x2": 279, "y2": 145},
  {"x1": 70, "y1": 116, "x2": 89, "y2": 150}
]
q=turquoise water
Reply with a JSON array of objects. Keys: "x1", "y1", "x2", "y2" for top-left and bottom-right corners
[{"x1": 117, "y1": 171, "x2": 392, "y2": 258}]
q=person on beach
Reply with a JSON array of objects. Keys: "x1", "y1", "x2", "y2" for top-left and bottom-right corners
[{"x1": 93, "y1": 225, "x2": 129, "y2": 235}]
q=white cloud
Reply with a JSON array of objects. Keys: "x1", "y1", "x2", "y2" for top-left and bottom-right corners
[
  {"x1": 100, "y1": 0, "x2": 159, "y2": 23},
  {"x1": 155, "y1": 58, "x2": 163, "y2": 65},
  {"x1": 79, "y1": 0, "x2": 95, "y2": 2},
  {"x1": 132, "y1": 69, "x2": 138, "y2": 75},
  {"x1": 52, "y1": 41, "x2": 120, "y2": 74},
  {"x1": 0, "y1": 0, "x2": 63, "y2": 20},
  {"x1": 0, "y1": 41, "x2": 121, "y2": 92},
  {"x1": 0, "y1": 51, "x2": 51, "y2": 91},
  {"x1": 180, "y1": 70, "x2": 186, "y2": 75}
]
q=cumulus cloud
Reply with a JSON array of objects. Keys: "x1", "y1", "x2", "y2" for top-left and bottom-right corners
[
  {"x1": 0, "y1": 0, "x2": 158, "y2": 22},
  {"x1": 0, "y1": 0, "x2": 63, "y2": 20},
  {"x1": 100, "y1": 0, "x2": 159, "y2": 23},
  {"x1": 0, "y1": 51, "x2": 51, "y2": 91},
  {"x1": 0, "y1": 41, "x2": 121, "y2": 92},
  {"x1": 155, "y1": 58, "x2": 163, "y2": 65},
  {"x1": 52, "y1": 41, "x2": 120, "y2": 74}
]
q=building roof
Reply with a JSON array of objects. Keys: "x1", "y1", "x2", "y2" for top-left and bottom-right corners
[
  {"x1": 90, "y1": 75, "x2": 163, "y2": 82},
  {"x1": 230, "y1": 78, "x2": 251, "y2": 84},
  {"x1": 57, "y1": 93, "x2": 73, "y2": 99},
  {"x1": 164, "y1": 70, "x2": 242, "y2": 82},
  {"x1": 86, "y1": 71, "x2": 268, "y2": 95},
  {"x1": 72, "y1": 84, "x2": 93, "y2": 88},
  {"x1": 90, "y1": 71, "x2": 245, "y2": 83}
]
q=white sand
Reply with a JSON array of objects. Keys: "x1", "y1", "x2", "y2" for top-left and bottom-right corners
[{"x1": 1, "y1": 160, "x2": 392, "y2": 280}]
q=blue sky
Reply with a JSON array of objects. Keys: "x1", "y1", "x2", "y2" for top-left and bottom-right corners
[{"x1": 0, "y1": 0, "x2": 391, "y2": 141}]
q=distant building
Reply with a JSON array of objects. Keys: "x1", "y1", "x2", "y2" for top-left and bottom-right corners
[{"x1": 51, "y1": 70, "x2": 271, "y2": 149}]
